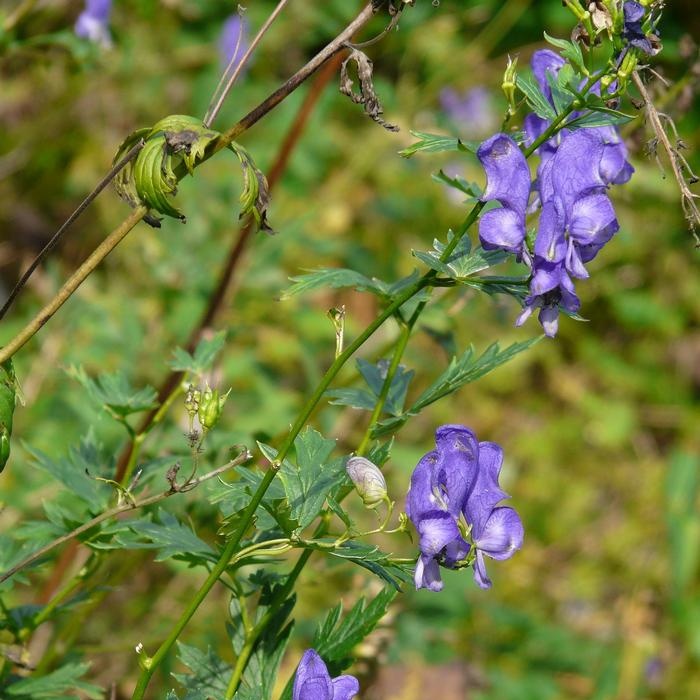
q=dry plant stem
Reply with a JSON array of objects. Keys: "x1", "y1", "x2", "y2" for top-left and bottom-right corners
[
  {"x1": 0, "y1": 451, "x2": 251, "y2": 585},
  {"x1": 0, "y1": 141, "x2": 145, "y2": 321},
  {"x1": 0, "y1": 3, "x2": 377, "y2": 366},
  {"x1": 113, "y1": 54, "x2": 346, "y2": 483},
  {"x1": 204, "y1": 0, "x2": 293, "y2": 127},
  {"x1": 632, "y1": 70, "x2": 700, "y2": 245}
]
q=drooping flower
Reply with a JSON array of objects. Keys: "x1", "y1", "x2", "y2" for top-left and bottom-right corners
[
  {"x1": 293, "y1": 649, "x2": 359, "y2": 700},
  {"x1": 406, "y1": 425, "x2": 523, "y2": 591},
  {"x1": 219, "y1": 14, "x2": 249, "y2": 71},
  {"x1": 477, "y1": 133, "x2": 531, "y2": 254},
  {"x1": 74, "y1": 0, "x2": 113, "y2": 48}
]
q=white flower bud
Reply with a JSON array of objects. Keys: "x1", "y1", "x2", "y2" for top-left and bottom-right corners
[{"x1": 346, "y1": 456, "x2": 387, "y2": 508}]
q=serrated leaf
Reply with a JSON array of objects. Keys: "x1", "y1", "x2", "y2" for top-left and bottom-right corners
[
  {"x1": 372, "y1": 338, "x2": 542, "y2": 438},
  {"x1": 432, "y1": 170, "x2": 482, "y2": 199},
  {"x1": 280, "y1": 269, "x2": 386, "y2": 300},
  {"x1": 568, "y1": 106, "x2": 635, "y2": 130},
  {"x1": 399, "y1": 130, "x2": 478, "y2": 158},
  {"x1": 118, "y1": 509, "x2": 216, "y2": 565},
  {"x1": 278, "y1": 428, "x2": 343, "y2": 530},
  {"x1": 516, "y1": 74, "x2": 557, "y2": 120},
  {"x1": 413, "y1": 234, "x2": 509, "y2": 279},
  {"x1": 312, "y1": 587, "x2": 397, "y2": 673},
  {"x1": 169, "y1": 331, "x2": 227, "y2": 374},
  {"x1": 543, "y1": 31, "x2": 585, "y2": 71},
  {"x1": 327, "y1": 541, "x2": 411, "y2": 590},
  {"x1": 26, "y1": 434, "x2": 112, "y2": 508},
  {"x1": 4, "y1": 661, "x2": 103, "y2": 699},
  {"x1": 67, "y1": 366, "x2": 157, "y2": 417},
  {"x1": 325, "y1": 388, "x2": 377, "y2": 411},
  {"x1": 173, "y1": 643, "x2": 232, "y2": 699},
  {"x1": 459, "y1": 275, "x2": 530, "y2": 300}
]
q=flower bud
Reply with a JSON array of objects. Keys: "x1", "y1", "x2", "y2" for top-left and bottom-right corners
[
  {"x1": 198, "y1": 385, "x2": 231, "y2": 431},
  {"x1": 502, "y1": 55, "x2": 518, "y2": 118},
  {"x1": 346, "y1": 456, "x2": 387, "y2": 508}
]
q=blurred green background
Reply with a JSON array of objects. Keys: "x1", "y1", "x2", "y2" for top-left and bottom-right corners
[{"x1": 1, "y1": 1, "x2": 699, "y2": 698}]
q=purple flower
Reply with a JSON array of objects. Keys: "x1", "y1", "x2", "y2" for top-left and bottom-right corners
[
  {"x1": 440, "y1": 87, "x2": 496, "y2": 137},
  {"x1": 293, "y1": 649, "x2": 359, "y2": 700},
  {"x1": 477, "y1": 133, "x2": 531, "y2": 254},
  {"x1": 406, "y1": 426, "x2": 523, "y2": 591},
  {"x1": 219, "y1": 14, "x2": 249, "y2": 71},
  {"x1": 623, "y1": 1, "x2": 655, "y2": 54},
  {"x1": 74, "y1": 0, "x2": 112, "y2": 48}
]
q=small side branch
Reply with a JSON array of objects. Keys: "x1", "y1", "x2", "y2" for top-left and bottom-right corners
[
  {"x1": 632, "y1": 70, "x2": 700, "y2": 245},
  {"x1": 0, "y1": 448, "x2": 252, "y2": 585}
]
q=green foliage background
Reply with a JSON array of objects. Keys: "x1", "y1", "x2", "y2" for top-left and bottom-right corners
[{"x1": 0, "y1": 0, "x2": 699, "y2": 698}]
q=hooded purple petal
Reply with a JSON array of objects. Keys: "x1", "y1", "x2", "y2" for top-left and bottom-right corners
[
  {"x1": 478, "y1": 133, "x2": 531, "y2": 217},
  {"x1": 531, "y1": 49, "x2": 565, "y2": 101},
  {"x1": 463, "y1": 442, "x2": 508, "y2": 540},
  {"x1": 568, "y1": 193, "x2": 619, "y2": 251},
  {"x1": 417, "y1": 511, "x2": 462, "y2": 557},
  {"x1": 434, "y1": 424, "x2": 479, "y2": 518},
  {"x1": 479, "y1": 208, "x2": 527, "y2": 253},
  {"x1": 331, "y1": 676, "x2": 360, "y2": 700},
  {"x1": 293, "y1": 650, "x2": 333, "y2": 700},
  {"x1": 474, "y1": 506, "x2": 524, "y2": 561}
]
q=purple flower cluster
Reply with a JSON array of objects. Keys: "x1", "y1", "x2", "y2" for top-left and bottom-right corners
[
  {"x1": 623, "y1": 1, "x2": 658, "y2": 55},
  {"x1": 478, "y1": 50, "x2": 634, "y2": 337},
  {"x1": 74, "y1": 0, "x2": 112, "y2": 48},
  {"x1": 293, "y1": 649, "x2": 359, "y2": 700},
  {"x1": 406, "y1": 425, "x2": 523, "y2": 592}
]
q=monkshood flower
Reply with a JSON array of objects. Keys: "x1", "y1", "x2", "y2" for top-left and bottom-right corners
[
  {"x1": 477, "y1": 133, "x2": 531, "y2": 254},
  {"x1": 346, "y1": 456, "x2": 387, "y2": 508},
  {"x1": 518, "y1": 129, "x2": 619, "y2": 336},
  {"x1": 74, "y1": 0, "x2": 112, "y2": 48},
  {"x1": 406, "y1": 425, "x2": 523, "y2": 592},
  {"x1": 524, "y1": 49, "x2": 634, "y2": 186},
  {"x1": 293, "y1": 649, "x2": 359, "y2": 700},
  {"x1": 623, "y1": 1, "x2": 657, "y2": 55},
  {"x1": 219, "y1": 14, "x2": 249, "y2": 71}
]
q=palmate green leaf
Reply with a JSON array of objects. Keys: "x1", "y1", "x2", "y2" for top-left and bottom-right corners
[
  {"x1": 398, "y1": 130, "x2": 478, "y2": 158},
  {"x1": 326, "y1": 359, "x2": 414, "y2": 417},
  {"x1": 116, "y1": 509, "x2": 216, "y2": 565},
  {"x1": 280, "y1": 268, "x2": 386, "y2": 300},
  {"x1": 278, "y1": 428, "x2": 344, "y2": 531},
  {"x1": 25, "y1": 433, "x2": 112, "y2": 508},
  {"x1": 313, "y1": 587, "x2": 397, "y2": 674},
  {"x1": 169, "y1": 331, "x2": 227, "y2": 374},
  {"x1": 567, "y1": 108, "x2": 635, "y2": 130},
  {"x1": 372, "y1": 337, "x2": 542, "y2": 437},
  {"x1": 516, "y1": 73, "x2": 557, "y2": 120},
  {"x1": 4, "y1": 661, "x2": 102, "y2": 699},
  {"x1": 67, "y1": 365, "x2": 158, "y2": 417},
  {"x1": 173, "y1": 643, "x2": 232, "y2": 700}
]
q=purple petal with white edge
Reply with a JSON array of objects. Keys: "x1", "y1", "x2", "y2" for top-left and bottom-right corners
[
  {"x1": 331, "y1": 675, "x2": 360, "y2": 700},
  {"x1": 478, "y1": 133, "x2": 531, "y2": 217},
  {"x1": 293, "y1": 650, "x2": 333, "y2": 700},
  {"x1": 463, "y1": 441, "x2": 508, "y2": 540},
  {"x1": 533, "y1": 200, "x2": 566, "y2": 263},
  {"x1": 475, "y1": 506, "x2": 524, "y2": 561},
  {"x1": 415, "y1": 554, "x2": 444, "y2": 591},
  {"x1": 473, "y1": 550, "x2": 492, "y2": 589},
  {"x1": 549, "y1": 131, "x2": 606, "y2": 214},
  {"x1": 515, "y1": 303, "x2": 535, "y2": 328},
  {"x1": 539, "y1": 305, "x2": 560, "y2": 337},
  {"x1": 478, "y1": 208, "x2": 526, "y2": 253},
  {"x1": 531, "y1": 49, "x2": 566, "y2": 100},
  {"x1": 434, "y1": 425, "x2": 480, "y2": 516},
  {"x1": 417, "y1": 512, "x2": 461, "y2": 557},
  {"x1": 569, "y1": 193, "x2": 619, "y2": 249}
]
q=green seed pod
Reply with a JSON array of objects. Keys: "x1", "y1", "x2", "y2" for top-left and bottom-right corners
[
  {"x1": 0, "y1": 358, "x2": 17, "y2": 473},
  {"x1": 198, "y1": 386, "x2": 231, "y2": 431}
]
